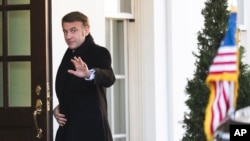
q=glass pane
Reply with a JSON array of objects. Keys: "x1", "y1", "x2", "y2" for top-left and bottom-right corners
[
  {"x1": 105, "y1": 19, "x2": 111, "y2": 51},
  {"x1": 107, "y1": 87, "x2": 112, "y2": 125},
  {"x1": 8, "y1": 10, "x2": 30, "y2": 56},
  {"x1": 7, "y1": 0, "x2": 30, "y2": 5},
  {"x1": 0, "y1": 12, "x2": 2, "y2": 56},
  {"x1": 114, "y1": 138, "x2": 126, "y2": 141},
  {"x1": 238, "y1": 0, "x2": 244, "y2": 25},
  {"x1": 8, "y1": 62, "x2": 31, "y2": 107},
  {"x1": 114, "y1": 79, "x2": 126, "y2": 134},
  {"x1": 113, "y1": 20, "x2": 125, "y2": 75},
  {"x1": 0, "y1": 63, "x2": 3, "y2": 107},
  {"x1": 120, "y1": 0, "x2": 131, "y2": 13}
]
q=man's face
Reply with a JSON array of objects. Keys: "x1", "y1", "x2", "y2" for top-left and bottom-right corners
[{"x1": 62, "y1": 21, "x2": 90, "y2": 50}]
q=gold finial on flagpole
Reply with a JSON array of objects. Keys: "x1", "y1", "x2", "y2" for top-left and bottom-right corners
[
  {"x1": 236, "y1": 28, "x2": 240, "y2": 47},
  {"x1": 229, "y1": 0, "x2": 237, "y2": 12}
]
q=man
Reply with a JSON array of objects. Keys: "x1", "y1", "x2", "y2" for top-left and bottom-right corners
[{"x1": 53, "y1": 11, "x2": 115, "y2": 141}]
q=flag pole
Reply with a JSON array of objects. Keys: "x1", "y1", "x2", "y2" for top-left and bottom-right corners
[
  {"x1": 229, "y1": 0, "x2": 238, "y2": 119},
  {"x1": 229, "y1": 81, "x2": 235, "y2": 118}
]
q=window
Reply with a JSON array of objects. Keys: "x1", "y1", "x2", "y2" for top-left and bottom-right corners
[
  {"x1": 105, "y1": 0, "x2": 134, "y2": 19},
  {"x1": 106, "y1": 19, "x2": 129, "y2": 141},
  {"x1": 105, "y1": 0, "x2": 134, "y2": 140},
  {"x1": 238, "y1": 0, "x2": 246, "y2": 30}
]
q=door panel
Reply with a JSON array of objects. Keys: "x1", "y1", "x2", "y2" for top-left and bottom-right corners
[
  {"x1": 0, "y1": 63, "x2": 3, "y2": 107},
  {"x1": 8, "y1": 62, "x2": 31, "y2": 107},
  {"x1": 7, "y1": 0, "x2": 29, "y2": 5},
  {"x1": 0, "y1": 127, "x2": 32, "y2": 141},
  {"x1": 8, "y1": 10, "x2": 30, "y2": 56},
  {"x1": 0, "y1": 12, "x2": 2, "y2": 56},
  {"x1": 0, "y1": 0, "x2": 51, "y2": 141}
]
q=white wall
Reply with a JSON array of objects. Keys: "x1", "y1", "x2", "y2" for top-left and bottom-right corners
[
  {"x1": 51, "y1": 0, "x2": 105, "y2": 140},
  {"x1": 135, "y1": 0, "x2": 205, "y2": 140},
  {"x1": 244, "y1": 0, "x2": 250, "y2": 65},
  {"x1": 170, "y1": 1, "x2": 205, "y2": 140}
]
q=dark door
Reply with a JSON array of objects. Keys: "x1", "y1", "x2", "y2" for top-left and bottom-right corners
[{"x1": 0, "y1": 0, "x2": 51, "y2": 141}]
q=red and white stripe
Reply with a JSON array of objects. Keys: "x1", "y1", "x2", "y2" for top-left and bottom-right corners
[
  {"x1": 211, "y1": 81, "x2": 232, "y2": 133},
  {"x1": 209, "y1": 46, "x2": 237, "y2": 74}
]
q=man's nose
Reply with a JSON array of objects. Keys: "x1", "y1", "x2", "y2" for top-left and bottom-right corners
[{"x1": 65, "y1": 33, "x2": 72, "y2": 39}]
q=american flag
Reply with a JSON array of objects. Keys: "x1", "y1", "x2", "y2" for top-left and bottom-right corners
[{"x1": 204, "y1": 7, "x2": 239, "y2": 141}]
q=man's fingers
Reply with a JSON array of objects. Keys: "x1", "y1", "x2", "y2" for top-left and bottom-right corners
[
  {"x1": 71, "y1": 56, "x2": 85, "y2": 66},
  {"x1": 55, "y1": 113, "x2": 66, "y2": 119},
  {"x1": 55, "y1": 114, "x2": 67, "y2": 126},
  {"x1": 77, "y1": 57, "x2": 85, "y2": 65},
  {"x1": 53, "y1": 105, "x2": 67, "y2": 126},
  {"x1": 58, "y1": 118, "x2": 67, "y2": 126},
  {"x1": 67, "y1": 69, "x2": 75, "y2": 75}
]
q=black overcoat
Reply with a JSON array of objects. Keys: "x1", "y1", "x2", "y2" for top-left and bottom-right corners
[{"x1": 55, "y1": 34, "x2": 115, "y2": 141}]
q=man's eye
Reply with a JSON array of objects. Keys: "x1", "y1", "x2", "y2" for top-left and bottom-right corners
[
  {"x1": 71, "y1": 29, "x2": 77, "y2": 33},
  {"x1": 63, "y1": 30, "x2": 68, "y2": 34}
]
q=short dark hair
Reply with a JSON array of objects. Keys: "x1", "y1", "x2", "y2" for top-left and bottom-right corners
[{"x1": 62, "y1": 11, "x2": 90, "y2": 27}]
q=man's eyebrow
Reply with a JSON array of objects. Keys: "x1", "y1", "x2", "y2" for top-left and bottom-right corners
[
  {"x1": 63, "y1": 27, "x2": 78, "y2": 31},
  {"x1": 70, "y1": 27, "x2": 78, "y2": 30}
]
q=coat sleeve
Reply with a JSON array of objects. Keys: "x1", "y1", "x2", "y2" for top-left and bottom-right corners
[{"x1": 93, "y1": 47, "x2": 116, "y2": 87}]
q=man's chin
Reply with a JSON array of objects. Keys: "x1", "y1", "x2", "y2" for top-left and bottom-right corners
[{"x1": 68, "y1": 46, "x2": 78, "y2": 50}]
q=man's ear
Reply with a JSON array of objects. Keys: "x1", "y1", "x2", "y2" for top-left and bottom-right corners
[{"x1": 84, "y1": 26, "x2": 90, "y2": 35}]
